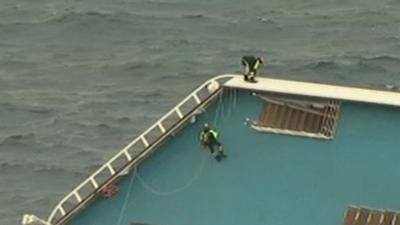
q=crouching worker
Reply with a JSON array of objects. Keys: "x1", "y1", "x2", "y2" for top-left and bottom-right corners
[
  {"x1": 200, "y1": 123, "x2": 226, "y2": 161},
  {"x1": 241, "y1": 55, "x2": 264, "y2": 83}
]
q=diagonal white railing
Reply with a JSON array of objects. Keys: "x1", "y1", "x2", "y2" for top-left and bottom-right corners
[{"x1": 45, "y1": 74, "x2": 238, "y2": 225}]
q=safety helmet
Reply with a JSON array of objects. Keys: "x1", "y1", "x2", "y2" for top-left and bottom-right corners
[{"x1": 203, "y1": 123, "x2": 210, "y2": 132}]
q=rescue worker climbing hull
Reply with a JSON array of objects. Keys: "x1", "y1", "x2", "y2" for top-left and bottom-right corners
[{"x1": 200, "y1": 123, "x2": 226, "y2": 161}]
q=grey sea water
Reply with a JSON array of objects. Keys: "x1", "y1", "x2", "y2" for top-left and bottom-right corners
[{"x1": 1, "y1": 0, "x2": 400, "y2": 224}]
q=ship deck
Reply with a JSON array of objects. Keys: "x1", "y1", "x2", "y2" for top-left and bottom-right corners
[{"x1": 70, "y1": 89, "x2": 400, "y2": 225}]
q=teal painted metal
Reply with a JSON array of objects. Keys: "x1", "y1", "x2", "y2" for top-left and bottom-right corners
[{"x1": 70, "y1": 90, "x2": 400, "y2": 225}]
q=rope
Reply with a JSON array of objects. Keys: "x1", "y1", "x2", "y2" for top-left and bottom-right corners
[
  {"x1": 213, "y1": 88, "x2": 238, "y2": 126},
  {"x1": 135, "y1": 153, "x2": 208, "y2": 196},
  {"x1": 114, "y1": 88, "x2": 240, "y2": 222},
  {"x1": 116, "y1": 167, "x2": 137, "y2": 225},
  {"x1": 114, "y1": 88, "x2": 237, "y2": 220},
  {"x1": 213, "y1": 91, "x2": 224, "y2": 126},
  {"x1": 233, "y1": 88, "x2": 238, "y2": 109},
  {"x1": 224, "y1": 88, "x2": 238, "y2": 121},
  {"x1": 219, "y1": 91, "x2": 227, "y2": 123},
  {"x1": 226, "y1": 88, "x2": 233, "y2": 119}
]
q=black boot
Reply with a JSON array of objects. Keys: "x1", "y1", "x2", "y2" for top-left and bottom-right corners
[
  {"x1": 218, "y1": 147, "x2": 227, "y2": 158},
  {"x1": 220, "y1": 152, "x2": 227, "y2": 158},
  {"x1": 249, "y1": 76, "x2": 257, "y2": 83}
]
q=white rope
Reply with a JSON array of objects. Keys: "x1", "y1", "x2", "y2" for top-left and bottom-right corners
[
  {"x1": 133, "y1": 90, "x2": 223, "y2": 196},
  {"x1": 223, "y1": 88, "x2": 238, "y2": 122},
  {"x1": 219, "y1": 91, "x2": 227, "y2": 123},
  {"x1": 213, "y1": 88, "x2": 238, "y2": 126},
  {"x1": 136, "y1": 153, "x2": 208, "y2": 196},
  {"x1": 213, "y1": 92, "x2": 224, "y2": 126},
  {"x1": 116, "y1": 167, "x2": 137, "y2": 225},
  {"x1": 229, "y1": 88, "x2": 238, "y2": 117},
  {"x1": 233, "y1": 88, "x2": 238, "y2": 109},
  {"x1": 226, "y1": 88, "x2": 233, "y2": 119},
  {"x1": 113, "y1": 89, "x2": 239, "y2": 223}
]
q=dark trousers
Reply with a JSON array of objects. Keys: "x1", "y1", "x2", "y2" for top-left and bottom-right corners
[{"x1": 205, "y1": 139, "x2": 222, "y2": 154}]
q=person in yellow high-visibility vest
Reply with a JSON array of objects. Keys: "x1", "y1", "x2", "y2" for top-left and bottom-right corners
[
  {"x1": 241, "y1": 56, "x2": 264, "y2": 83},
  {"x1": 200, "y1": 123, "x2": 226, "y2": 161}
]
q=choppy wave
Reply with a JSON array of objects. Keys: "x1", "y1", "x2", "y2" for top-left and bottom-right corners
[
  {"x1": 48, "y1": 10, "x2": 118, "y2": 24},
  {"x1": 306, "y1": 60, "x2": 340, "y2": 71},
  {"x1": 0, "y1": 9, "x2": 118, "y2": 26},
  {"x1": 0, "y1": 59, "x2": 38, "y2": 69},
  {"x1": 20, "y1": 195, "x2": 53, "y2": 208},
  {"x1": 352, "y1": 55, "x2": 400, "y2": 73},
  {"x1": 0, "y1": 7, "x2": 216, "y2": 28},
  {"x1": 352, "y1": 9, "x2": 386, "y2": 18},
  {"x1": 0, "y1": 8, "x2": 179, "y2": 27},
  {"x1": 0, "y1": 102, "x2": 55, "y2": 115},
  {"x1": 34, "y1": 165, "x2": 87, "y2": 176},
  {"x1": 0, "y1": 161, "x2": 86, "y2": 177},
  {"x1": 50, "y1": 117, "x2": 115, "y2": 130},
  {"x1": 0, "y1": 133, "x2": 35, "y2": 145},
  {"x1": 83, "y1": 163, "x2": 104, "y2": 172},
  {"x1": 116, "y1": 117, "x2": 131, "y2": 123},
  {"x1": 360, "y1": 55, "x2": 400, "y2": 64},
  {"x1": 132, "y1": 90, "x2": 163, "y2": 98},
  {"x1": 181, "y1": 13, "x2": 206, "y2": 19},
  {"x1": 298, "y1": 55, "x2": 400, "y2": 73}
]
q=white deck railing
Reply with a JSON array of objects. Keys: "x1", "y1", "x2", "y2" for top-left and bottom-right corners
[{"x1": 46, "y1": 74, "x2": 238, "y2": 225}]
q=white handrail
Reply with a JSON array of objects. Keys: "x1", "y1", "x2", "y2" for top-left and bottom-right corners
[{"x1": 46, "y1": 74, "x2": 238, "y2": 224}]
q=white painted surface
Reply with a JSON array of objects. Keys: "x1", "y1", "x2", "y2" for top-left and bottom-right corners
[{"x1": 224, "y1": 76, "x2": 400, "y2": 107}]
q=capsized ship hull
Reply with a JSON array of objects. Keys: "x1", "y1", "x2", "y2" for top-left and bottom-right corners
[{"x1": 22, "y1": 75, "x2": 400, "y2": 225}]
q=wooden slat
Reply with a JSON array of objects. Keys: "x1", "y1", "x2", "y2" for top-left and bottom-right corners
[
  {"x1": 263, "y1": 103, "x2": 276, "y2": 127},
  {"x1": 354, "y1": 208, "x2": 371, "y2": 225},
  {"x1": 343, "y1": 206, "x2": 360, "y2": 225},
  {"x1": 273, "y1": 104, "x2": 282, "y2": 127},
  {"x1": 305, "y1": 114, "x2": 315, "y2": 132},
  {"x1": 367, "y1": 210, "x2": 383, "y2": 225},
  {"x1": 381, "y1": 211, "x2": 396, "y2": 225},
  {"x1": 269, "y1": 104, "x2": 280, "y2": 128},
  {"x1": 260, "y1": 104, "x2": 269, "y2": 122},
  {"x1": 255, "y1": 96, "x2": 341, "y2": 139},
  {"x1": 286, "y1": 109, "x2": 299, "y2": 130},
  {"x1": 297, "y1": 111, "x2": 307, "y2": 131},
  {"x1": 277, "y1": 106, "x2": 288, "y2": 128},
  {"x1": 312, "y1": 115, "x2": 323, "y2": 133},
  {"x1": 259, "y1": 95, "x2": 326, "y2": 116},
  {"x1": 393, "y1": 214, "x2": 400, "y2": 225},
  {"x1": 310, "y1": 114, "x2": 318, "y2": 132},
  {"x1": 283, "y1": 107, "x2": 293, "y2": 129},
  {"x1": 311, "y1": 115, "x2": 317, "y2": 133}
]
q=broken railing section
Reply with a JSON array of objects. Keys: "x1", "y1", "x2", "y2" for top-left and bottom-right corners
[{"x1": 40, "y1": 75, "x2": 236, "y2": 225}]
